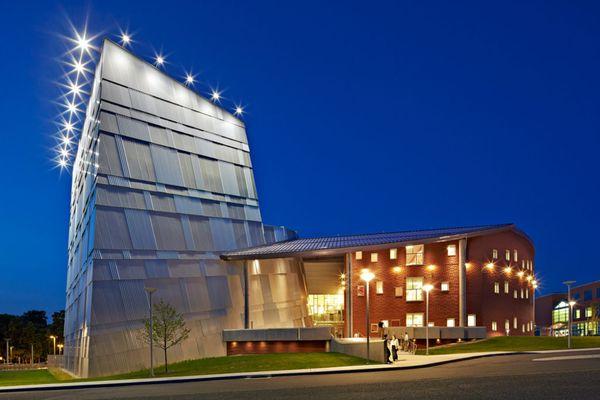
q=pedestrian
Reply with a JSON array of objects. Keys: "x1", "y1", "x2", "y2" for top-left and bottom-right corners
[
  {"x1": 390, "y1": 335, "x2": 399, "y2": 361},
  {"x1": 403, "y1": 331, "x2": 409, "y2": 351},
  {"x1": 383, "y1": 335, "x2": 393, "y2": 364}
]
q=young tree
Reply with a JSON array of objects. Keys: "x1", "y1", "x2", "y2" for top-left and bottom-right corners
[{"x1": 140, "y1": 299, "x2": 190, "y2": 373}]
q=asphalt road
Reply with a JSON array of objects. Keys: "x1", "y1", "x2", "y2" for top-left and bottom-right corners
[{"x1": 2, "y1": 350, "x2": 599, "y2": 400}]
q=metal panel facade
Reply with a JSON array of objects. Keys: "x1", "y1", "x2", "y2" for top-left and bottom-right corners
[{"x1": 63, "y1": 40, "x2": 301, "y2": 377}]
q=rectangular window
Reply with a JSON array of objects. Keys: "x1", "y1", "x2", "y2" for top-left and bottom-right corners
[
  {"x1": 447, "y1": 245, "x2": 457, "y2": 256},
  {"x1": 406, "y1": 313, "x2": 424, "y2": 327},
  {"x1": 371, "y1": 323, "x2": 379, "y2": 333},
  {"x1": 394, "y1": 287, "x2": 403, "y2": 297},
  {"x1": 513, "y1": 317, "x2": 518, "y2": 329},
  {"x1": 522, "y1": 260, "x2": 525, "y2": 269},
  {"x1": 355, "y1": 251, "x2": 362, "y2": 260},
  {"x1": 406, "y1": 277, "x2": 424, "y2": 301},
  {"x1": 505, "y1": 249, "x2": 511, "y2": 261},
  {"x1": 586, "y1": 307, "x2": 593, "y2": 318},
  {"x1": 389, "y1": 248, "x2": 397, "y2": 260},
  {"x1": 376, "y1": 281, "x2": 384, "y2": 294},
  {"x1": 514, "y1": 290, "x2": 518, "y2": 299},
  {"x1": 505, "y1": 320, "x2": 510, "y2": 332},
  {"x1": 371, "y1": 253, "x2": 378, "y2": 262},
  {"x1": 494, "y1": 282, "x2": 500, "y2": 294},
  {"x1": 584, "y1": 290, "x2": 592, "y2": 301},
  {"x1": 575, "y1": 309, "x2": 581, "y2": 319},
  {"x1": 492, "y1": 321, "x2": 497, "y2": 331},
  {"x1": 406, "y1": 244, "x2": 424, "y2": 265},
  {"x1": 522, "y1": 324, "x2": 525, "y2": 333},
  {"x1": 520, "y1": 288, "x2": 524, "y2": 299},
  {"x1": 467, "y1": 314, "x2": 476, "y2": 327},
  {"x1": 526, "y1": 289, "x2": 529, "y2": 299},
  {"x1": 447, "y1": 318, "x2": 456, "y2": 327},
  {"x1": 441, "y1": 282, "x2": 450, "y2": 292},
  {"x1": 492, "y1": 249, "x2": 498, "y2": 259},
  {"x1": 504, "y1": 281, "x2": 509, "y2": 294},
  {"x1": 513, "y1": 249, "x2": 518, "y2": 262}
]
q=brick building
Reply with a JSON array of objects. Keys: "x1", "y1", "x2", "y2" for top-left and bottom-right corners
[{"x1": 223, "y1": 223, "x2": 536, "y2": 340}]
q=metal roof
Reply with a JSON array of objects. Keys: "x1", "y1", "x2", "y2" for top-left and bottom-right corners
[{"x1": 222, "y1": 223, "x2": 524, "y2": 260}]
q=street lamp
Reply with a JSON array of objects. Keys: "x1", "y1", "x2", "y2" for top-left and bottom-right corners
[
  {"x1": 49, "y1": 335, "x2": 57, "y2": 355},
  {"x1": 422, "y1": 284, "x2": 434, "y2": 355},
  {"x1": 144, "y1": 287, "x2": 158, "y2": 377},
  {"x1": 360, "y1": 270, "x2": 375, "y2": 363},
  {"x1": 57, "y1": 344, "x2": 64, "y2": 354},
  {"x1": 532, "y1": 280, "x2": 538, "y2": 335},
  {"x1": 563, "y1": 280, "x2": 576, "y2": 349}
]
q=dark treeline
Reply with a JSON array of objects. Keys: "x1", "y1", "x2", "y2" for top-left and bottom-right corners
[{"x1": 0, "y1": 310, "x2": 64, "y2": 363}]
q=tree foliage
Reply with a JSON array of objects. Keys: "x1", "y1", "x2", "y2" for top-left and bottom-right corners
[{"x1": 140, "y1": 299, "x2": 190, "y2": 372}]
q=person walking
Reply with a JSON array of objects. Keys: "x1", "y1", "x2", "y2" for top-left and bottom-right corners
[{"x1": 403, "y1": 331, "x2": 409, "y2": 351}]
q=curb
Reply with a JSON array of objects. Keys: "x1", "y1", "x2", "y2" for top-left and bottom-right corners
[{"x1": 0, "y1": 352, "x2": 521, "y2": 393}]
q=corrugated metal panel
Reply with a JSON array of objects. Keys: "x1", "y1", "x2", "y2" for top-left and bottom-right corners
[
  {"x1": 124, "y1": 209, "x2": 157, "y2": 250},
  {"x1": 198, "y1": 157, "x2": 223, "y2": 193},
  {"x1": 98, "y1": 133, "x2": 124, "y2": 176},
  {"x1": 178, "y1": 152, "x2": 196, "y2": 189},
  {"x1": 150, "y1": 144, "x2": 185, "y2": 187},
  {"x1": 180, "y1": 215, "x2": 195, "y2": 250},
  {"x1": 218, "y1": 161, "x2": 239, "y2": 196},
  {"x1": 101, "y1": 80, "x2": 132, "y2": 107},
  {"x1": 189, "y1": 216, "x2": 213, "y2": 251},
  {"x1": 209, "y1": 218, "x2": 236, "y2": 251},
  {"x1": 116, "y1": 115, "x2": 151, "y2": 142},
  {"x1": 173, "y1": 195, "x2": 203, "y2": 215},
  {"x1": 99, "y1": 112, "x2": 119, "y2": 134},
  {"x1": 150, "y1": 213, "x2": 186, "y2": 251},
  {"x1": 121, "y1": 137, "x2": 156, "y2": 181}
]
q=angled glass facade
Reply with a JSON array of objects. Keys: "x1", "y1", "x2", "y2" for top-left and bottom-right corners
[{"x1": 64, "y1": 40, "x2": 303, "y2": 377}]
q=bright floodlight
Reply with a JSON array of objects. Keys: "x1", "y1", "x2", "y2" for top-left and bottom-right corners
[
  {"x1": 569, "y1": 300, "x2": 576, "y2": 307},
  {"x1": 360, "y1": 270, "x2": 374, "y2": 283},
  {"x1": 69, "y1": 82, "x2": 81, "y2": 95},
  {"x1": 58, "y1": 158, "x2": 68, "y2": 168},
  {"x1": 63, "y1": 121, "x2": 74, "y2": 132},
  {"x1": 121, "y1": 33, "x2": 131, "y2": 46},
  {"x1": 75, "y1": 33, "x2": 91, "y2": 53},
  {"x1": 72, "y1": 60, "x2": 85, "y2": 74},
  {"x1": 211, "y1": 90, "x2": 221, "y2": 102},
  {"x1": 234, "y1": 105, "x2": 244, "y2": 116},
  {"x1": 61, "y1": 135, "x2": 72, "y2": 146},
  {"x1": 59, "y1": 148, "x2": 69, "y2": 158},
  {"x1": 65, "y1": 101, "x2": 78, "y2": 114},
  {"x1": 155, "y1": 54, "x2": 165, "y2": 66},
  {"x1": 185, "y1": 74, "x2": 195, "y2": 85},
  {"x1": 422, "y1": 283, "x2": 434, "y2": 293}
]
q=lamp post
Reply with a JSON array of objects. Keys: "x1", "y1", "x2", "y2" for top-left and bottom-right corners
[
  {"x1": 57, "y1": 344, "x2": 64, "y2": 355},
  {"x1": 144, "y1": 287, "x2": 157, "y2": 377},
  {"x1": 49, "y1": 335, "x2": 57, "y2": 355},
  {"x1": 532, "y1": 280, "x2": 538, "y2": 335},
  {"x1": 422, "y1": 284, "x2": 434, "y2": 355},
  {"x1": 360, "y1": 270, "x2": 375, "y2": 363},
  {"x1": 563, "y1": 280, "x2": 576, "y2": 349},
  {"x1": 5, "y1": 339, "x2": 9, "y2": 364}
]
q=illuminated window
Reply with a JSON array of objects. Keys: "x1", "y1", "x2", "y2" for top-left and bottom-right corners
[
  {"x1": 513, "y1": 249, "x2": 518, "y2": 262},
  {"x1": 492, "y1": 249, "x2": 498, "y2": 259},
  {"x1": 467, "y1": 314, "x2": 476, "y2": 327},
  {"x1": 586, "y1": 307, "x2": 593, "y2": 318},
  {"x1": 406, "y1": 244, "x2": 424, "y2": 265},
  {"x1": 371, "y1": 253, "x2": 378, "y2": 262},
  {"x1": 526, "y1": 289, "x2": 529, "y2": 299},
  {"x1": 447, "y1": 245, "x2": 457, "y2": 256},
  {"x1": 505, "y1": 320, "x2": 510, "y2": 332},
  {"x1": 441, "y1": 282, "x2": 450, "y2": 292},
  {"x1": 376, "y1": 281, "x2": 384, "y2": 294},
  {"x1": 504, "y1": 281, "x2": 509, "y2": 294},
  {"x1": 520, "y1": 288, "x2": 524, "y2": 299},
  {"x1": 513, "y1": 317, "x2": 518, "y2": 329},
  {"x1": 514, "y1": 290, "x2": 518, "y2": 299},
  {"x1": 355, "y1": 251, "x2": 362, "y2": 260},
  {"x1": 390, "y1": 248, "x2": 397, "y2": 260},
  {"x1": 492, "y1": 321, "x2": 497, "y2": 331},
  {"x1": 447, "y1": 318, "x2": 455, "y2": 327},
  {"x1": 406, "y1": 277, "x2": 424, "y2": 301},
  {"x1": 505, "y1": 249, "x2": 511, "y2": 261},
  {"x1": 575, "y1": 309, "x2": 581, "y2": 319},
  {"x1": 307, "y1": 294, "x2": 344, "y2": 323},
  {"x1": 406, "y1": 313, "x2": 424, "y2": 327},
  {"x1": 522, "y1": 324, "x2": 525, "y2": 333},
  {"x1": 494, "y1": 282, "x2": 500, "y2": 294},
  {"x1": 394, "y1": 287, "x2": 403, "y2": 297}
]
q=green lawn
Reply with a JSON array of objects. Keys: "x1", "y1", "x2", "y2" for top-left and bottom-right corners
[
  {"x1": 417, "y1": 336, "x2": 600, "y2": 355},
  {"x1": 0, "y1": 352, "x2": 370, "y2": 386}
]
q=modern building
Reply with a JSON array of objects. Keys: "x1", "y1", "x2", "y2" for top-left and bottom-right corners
[
  {"x1": 64, "y1": 39, "x2": 299, "y2": 377},
  {"x1": 536, "y1": 281, "x2": 600, "y2": 336},
  {"x1": 65, "y1": 38, "x2": 538, "y2": 377},
  {"x1": 222, "y1": 223, "x2": 537, "y2": 341}
]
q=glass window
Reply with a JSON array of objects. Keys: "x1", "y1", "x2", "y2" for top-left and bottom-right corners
[
  {"x1": 406, "y1": 313, "x2": 424, "y2": 327},
  {"x1": 406, "y1": 277, "x2": 424, "y2": 301},
  {"x1": 552, "y1": 302, "x2": 569, "y2": 324},
  {"x1": 575, "y1": 309, "x2": 581, "y2": 319},
  {"x1": 584, "y1": 290, "x2": 592, "y2": 301},
  {"x1": 513, "y1": 249, "x2": 518, "y2": 262},
  {"x1": 494, "y1": 282, "x2": 500, "y2": 294},
  {"x1": 586, "y1": 307, "x2": 593, "y2": 318},
  {"x1": 371, "y1": 253, "x2": 378, "y2": 262},
  {"x1": 514, "y1": 290, "x2": 518, "y2": 299},
  {"x1": 513, "y1": 317, "x2": 518, "y2": 329},
  {"x1": 390, "y1": 248, "x2": 397, "y2": 260},
  {"x1": 492, "y1": 249, "x2": 498, "y2": 259},
  {"x1": 447, "y1": 245, "x2": 457, "y2": 256},
  {"x1": 307, "y1": 294, "x2": 344, "y2": 322},
  {"x1": 406, "y1": 245, "x2": 424, "y2": 265},
  {"x1": 505, "y1": 320, "x2": 510, "y2": 332},
  {"x1": 394, "y1": 287, "x2": 403, "y2": 297},
  {"x1": 505, "y1": 249, "x2": 511, "y2": 261},
  {"x1": 504, "y1": 281, "x2": 509, "y2": 294},
  {"x1": 521, "y1": 288, "x2": 524, "y2": 299},
  {"x1": 441, "y1": 282, "x2": 450, "y2": 292},
  {"x1": 467, "y1": 314, "x2": 476, "y2": 327},
  {"x1": 492, "y1": 321, "x2": 497, "y2": 331},
  {"x1": 376, "y1": 281, "x2": 384, "y2": 294},
  {"x1": 526, "y1": 289, "x2": 529, "y2": 299},
  {"x1": 447, "y1": 318, "x2": 455, "y2": 327},
  {"x1": 355, "y1": 251, "x2": 362, "y2": 260}
]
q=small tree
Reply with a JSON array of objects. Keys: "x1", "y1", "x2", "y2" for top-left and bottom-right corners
[{"x1": 140, "y1": 299, "x2": 190, "y2": 373}]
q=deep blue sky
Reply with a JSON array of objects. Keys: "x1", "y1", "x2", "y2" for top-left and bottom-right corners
[{"x1": 1, "y1": 1, "x2": 599, "y2": 314}]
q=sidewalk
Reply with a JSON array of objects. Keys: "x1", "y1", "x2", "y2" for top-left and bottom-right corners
[{"x1": 2, "y1": 347, "x2": 599, "y2": 393}]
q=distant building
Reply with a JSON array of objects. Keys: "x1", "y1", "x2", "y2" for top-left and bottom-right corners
[{"x1": 536, "y1": 281, "x2": 600, "y2": 336}]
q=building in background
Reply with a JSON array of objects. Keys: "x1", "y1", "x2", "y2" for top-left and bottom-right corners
[
  {"x1": 64, "y1": 39, "x2": 299, "y2": 377},
  {"x1": 222, "y1": 223, "x2": 536, "y2": 343},
  {"x1": 536, "y1": 281, "x2": 600, "y2": 336}
]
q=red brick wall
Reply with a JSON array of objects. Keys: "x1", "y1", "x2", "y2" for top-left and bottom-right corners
[
  {"x1": 348, "y1": 229, "x2": 535, "y2": 338},
  {"x1": 226, "y1": 341, "x2": 327, "y2": 355}
]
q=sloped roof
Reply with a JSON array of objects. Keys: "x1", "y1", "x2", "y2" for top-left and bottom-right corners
[{"x1": 222, "y1": 223, "x2": 525, "y2": 260}]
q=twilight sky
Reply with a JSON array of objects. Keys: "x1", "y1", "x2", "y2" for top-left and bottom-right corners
[{"x1": 0, "y1": 0, "x2": 599, "y2": 314}]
